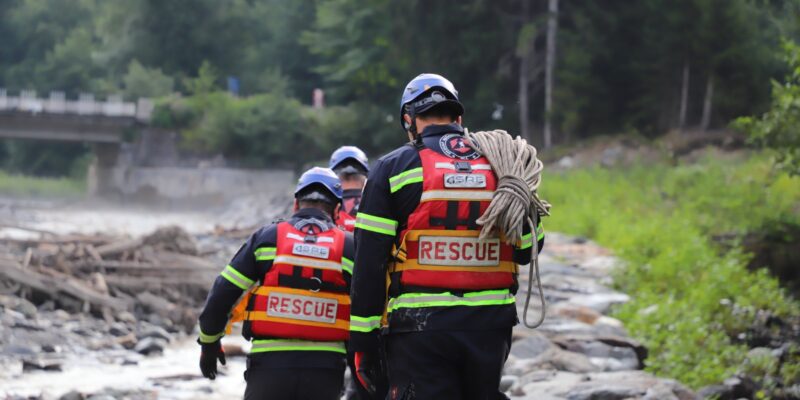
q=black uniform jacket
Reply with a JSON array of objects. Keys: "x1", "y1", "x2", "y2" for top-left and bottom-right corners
[
  {"x1": 198, "y1": 207, "x2": 355, "y2": 370},
  {"x1": 349, "y1": 123, "x2": 545, "y2": 353}
]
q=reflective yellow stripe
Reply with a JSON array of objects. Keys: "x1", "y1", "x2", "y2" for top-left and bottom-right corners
[
  {"x1": 342, "y1": 257, "x2": 354, "y2": 275},
  {"x1": 198, "y1": 329, "x2": 224, "y2": 343},
  {"x1": 220, "y1": 265, "x2": 255, "y2": 290},
  {"x1": 250, "y1": 339, "x2": 346, "y2": 354},
  {"x1": 389, "y1": 167, "x2": 423, "y2": 193},
  {"x1": 387, "y1": 289, "x2": 515, "y2": 312},
  {"x1": 420, "y1": 190, "x2": 494, "y2": 202},
  {"x1": 349, "y1": 315, "x2": 382, "y2": 332},
  {"x1": 355, "y1": 213, "x2": 398, "y2": 236},
  {"x1": 520, "y1": 232, "x2": 533, "y2": 250},
  {"x1": 520, "y1": 222, "x2": 544, "y2": 250},
  {"x1": 273, "y1": 255, "x2": 342, "y2": 272},
  {"x1": 254, "y1": 247, "x2": 276, "y2": 261}
]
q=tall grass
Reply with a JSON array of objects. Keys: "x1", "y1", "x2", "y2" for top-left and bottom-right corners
[
  {"x1": 542, "y1": 153, "x2": 800, "y2": 388},
  {"x1": 0, "y1": 170, "x2": 85, "y2": 198}
]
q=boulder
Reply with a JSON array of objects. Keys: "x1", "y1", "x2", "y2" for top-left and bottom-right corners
[
  {"x1": 551, "y1": 334, "x2": 647, "y2": 370},
  {"x1": 564, "y1": 385, "x2": 644, "y2": 400},
  {"x1": 133, "y1": 337, "x2": 167, "y2": 355},
  {"x1": 500, "y1": 375, "x2": 518, "y2": 392},
  {"x1": 567, "y1": 293, "x2": 630, "y2": 314},
  {"x1": 510, "y1": 332, "x2": 555, "y2": 359},
  {"x1": 511, "y1": 348, "x2": 600, "y2": 375},
  {"x1": 697, "y1": 385, "x2": 732, "y2": 400},
  {"x1": 59, "y1": 390, "x2": 85, "y2": 400},
  {"x1": 137, "y1": 325, "x2": 172, "y2": 342}
]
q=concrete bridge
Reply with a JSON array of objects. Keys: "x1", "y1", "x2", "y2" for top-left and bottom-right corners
[{"x1": 0, "y1": 89, "x2": 154, "y2": 195}]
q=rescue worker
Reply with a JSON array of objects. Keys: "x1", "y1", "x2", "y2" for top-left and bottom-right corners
[
  {"x1": 329, "y1": 146, "x2": 370, "y2": 233},
  {"x1": 198, "y1": 167, "x2": 354, "y2": 400},
  {"x1": 329, "y1": 145, "x2": 386, "y2": 399},
  {"x1": 349, "y1": 74, "x2": 545, "y2": 399}
]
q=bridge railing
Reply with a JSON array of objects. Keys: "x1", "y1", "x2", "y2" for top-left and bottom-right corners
[{"x1": 0, "y1": 89, "x2": 152, "y2": 122}]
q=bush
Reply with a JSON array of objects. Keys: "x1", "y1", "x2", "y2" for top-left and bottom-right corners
[
  {"x1": 735, "y1": 41, "x2": 800, "y2": 176},
  {"x1": 154, "y1": 93, "x2": 402, "y2": 169},
  {"x1": 542, "y1": 154, "x2": 800, "y2": 388},
  {"x1": 122, "y1": 60, "x2": 174, "y2": 100}
]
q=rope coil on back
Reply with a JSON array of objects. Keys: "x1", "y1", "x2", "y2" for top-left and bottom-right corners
[{"x1": 465, "y1": 129, "x2": 550, "y2": 329}]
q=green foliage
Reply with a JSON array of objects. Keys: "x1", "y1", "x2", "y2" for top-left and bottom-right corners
[
  {"x1": 1, "y1": 0, "x2": 800, "y2": 175},
  {"x1": 542, "y1": 154, "x2": 800, "y2": 388},
  {"x1": 121, "y1": 60, "x2": 174, "y2": 99},
  {"x1": 0, "y1": 140, "x2": 91, "y2": 178},
  {"x1": 0, "y1": 170, "x2": 85, "y2": 198},
  {"x1": 183, "y1": 61, "x2": 220, "y2": 96},
  {"x1": 155, "y1": 92, "x2": 401, "y2": 168},
  {"x1": 736, "y1": 41, "x2": 800, "y2": 175}
]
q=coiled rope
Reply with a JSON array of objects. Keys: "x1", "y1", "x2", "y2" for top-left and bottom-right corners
[{"x1": 465, "y1": 129, "x2": 550, "y2": 329}]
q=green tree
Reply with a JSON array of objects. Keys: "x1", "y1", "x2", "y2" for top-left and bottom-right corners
[
  {"x1": 121, "y1": 60, "x2": 175, "y2": 99},
  {"x1": 736, "y1": 40, "x2": 800, "y2": 175}
]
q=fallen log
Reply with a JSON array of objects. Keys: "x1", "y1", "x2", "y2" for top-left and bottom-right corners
[
  {"x1": 0, "y1": 260, "x2": 131, "y2": 312},
  {"x1": 1, "y1": 235, "x2": 110, "y2": 246},
  {"x1": 94, "y1": 238, "x2": 143, "y2": 257}
]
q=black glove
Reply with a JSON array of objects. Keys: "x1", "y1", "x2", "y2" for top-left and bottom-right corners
[
  {"x1": 199, "y1": 340, "x2": 226, "y2": 380},
  {"x1": 354, "y1": 351, "x2": 385, "y2": 395}
]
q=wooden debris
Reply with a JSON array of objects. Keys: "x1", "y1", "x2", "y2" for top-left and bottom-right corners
[
  {"x1": 0, "y1": 260, "x2": 131, "y2": 311},
  {"x1": 0, "y1": 225, "x2": 217, "y2": 332}
]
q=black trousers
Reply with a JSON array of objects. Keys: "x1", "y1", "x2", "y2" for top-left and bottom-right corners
[
  {"x1": 345, "y1": 348, "x2": 389, "y2": 400},
  {"x1": 244, "y1": 367, "x2": 344, "y2": 400},
  {"x1": 384, "y1": 328, "x2": 512, "y2": 400}
]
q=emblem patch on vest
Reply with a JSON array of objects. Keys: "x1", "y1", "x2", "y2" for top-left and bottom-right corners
[
  {"x1": 267, "y1": 292, "x2": 338, "y2": 324},
  {"x1": 439, "y1": 134, "x2": 479, "y2": 160},
  {"x1": 444, "y1": 173, "x2": 487, "y2": 188},
  {"x1": 292, "y1": 243, "x2": 330, "y2": 259},
  {"x1": 418, "y1": 236, "x2": 500, "y2": 266}
]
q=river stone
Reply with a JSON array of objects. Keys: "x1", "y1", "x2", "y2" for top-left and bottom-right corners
[
  {"x1": 564, "y1": 384, "x2": 645, "y2": 400},
  {"x1": 555, "y1": 339, "x2": 640, "y2": 371},
  {"x1": 87, "y1": 396, "x2": 116, "y2": 400},
  {"x1": 59, "y1": 390, "x2": 85, "y2": 400},
  {"x1": 697, "y1": 384, "x2": 732, "y2": 400},
  {"x1": 116, "y1": 311, "x2": 136, "y2": 324},
  {"x1": 517, "y1": 347, "x2": 600, "y2": 374},
  {"x1": 550, "y1": 304, "x2": 603, "y2": 325},
  {"x1": 579, "y1": 256, "x2": 621, "y2": 275},
  {"x1": 642, "y1": 386, "x2": 679, "y2": 400},
  {"x1": 53, "y1": 309, "x2": 71, "y2": 321},
  {"x1": 133, "y1": 337, "x2": 166, "y2": 355},
  {"x1": 517, "y1": 371, "x2": 586, "y2": 398},
  {"x1": 567, "y1": 293, "x2": 630, "y2": 314},
  {"x1": 510, "y1": 332, "x2": 554, "y2": 359},
  {"x1": 500, "y1": 375, "x2": 519, "y2": 392},
  {"x1": 138, "y1": 325, "x2": 172, "y2": 342}
]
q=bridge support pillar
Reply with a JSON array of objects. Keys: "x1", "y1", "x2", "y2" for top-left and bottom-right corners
[{"x1": 87, "y1": 143, "x2": 120, "y2": 197}]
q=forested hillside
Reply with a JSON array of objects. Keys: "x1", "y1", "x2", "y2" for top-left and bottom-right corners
[{"x1": 2, "y1": 0, "x2": 799, "y2": 173}]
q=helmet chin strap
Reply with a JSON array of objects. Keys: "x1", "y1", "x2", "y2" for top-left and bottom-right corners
[{"x1": 404, "y1": 105, "x2": 424, "y2": 148}]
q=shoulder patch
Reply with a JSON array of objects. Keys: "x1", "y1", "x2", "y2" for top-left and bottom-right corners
[{"x1": 439, "y1": 134, "x2": 479, "y2": 160}]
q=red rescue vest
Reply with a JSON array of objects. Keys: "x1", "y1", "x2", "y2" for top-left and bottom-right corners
[
  {"x1": 246, "y1": 222, "x2": 350, "y2": 341},
  {"x1": 391, "y1": 148, "x2": 517, "y2": 291},
  {"x1": 338, "y1": 210, "x2": 356, "y2": 232}
]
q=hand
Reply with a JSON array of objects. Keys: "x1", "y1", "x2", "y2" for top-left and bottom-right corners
[
  {"x1": 199, "y1": 341, "x2": 226, "y2": 380},
  {"x1": 354, "y1": 351, "x2": 383, "y2": 395}
]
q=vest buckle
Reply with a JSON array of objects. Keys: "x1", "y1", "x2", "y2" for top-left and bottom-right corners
[
  {"x1": 454, "y1": 161, "x2": 472, "y2": 172},
  {"x1": 304, "y1": 234, "x2": 317, "y2": 243},
  {"x1": 309, "y1": 276, "x2": 322, "y2": 292}
]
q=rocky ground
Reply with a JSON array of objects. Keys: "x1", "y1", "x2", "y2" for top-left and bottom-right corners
[
  {"x1": 504, "y1": 233, "x2": 695, "y2": 399},
  {"x1": 0, "y1": 197, "x2": 702, "y2": 399}
]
